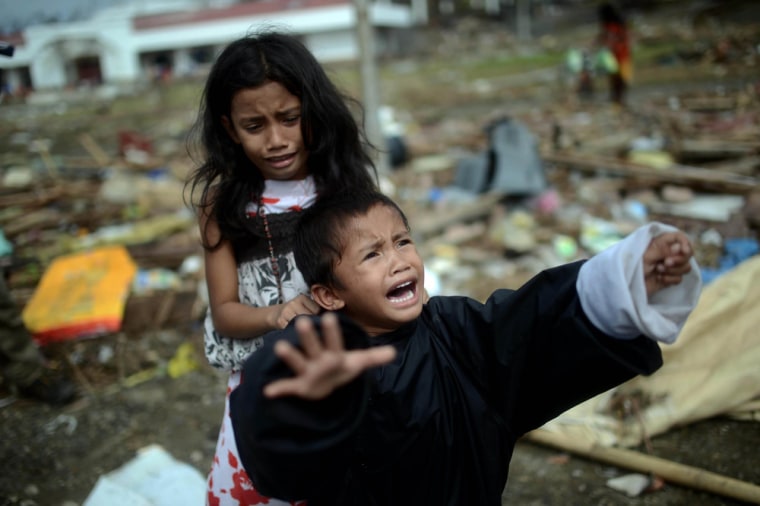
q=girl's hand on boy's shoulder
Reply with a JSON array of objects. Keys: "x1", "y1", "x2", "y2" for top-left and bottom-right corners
[
  {"x1": 264, "y1": 313, "x2": 396, "y2": 400},
  {"x1": 273, "y1": 294, "x2": 321, "y2": 329},
  {"x1": 643, "y1": 231, "x2": 694, "y2": 297}
]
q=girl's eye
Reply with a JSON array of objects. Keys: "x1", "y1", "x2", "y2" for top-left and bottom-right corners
[
  {"x1": 245, "y1": 124, "x2": 262, "y2": 133},
  {"x1": 398, "y1": 238, "x2": 412, "y2": 247},
  {"x1": 283, "y1": 115, "x2": 300, "y2": 125},
  {"x1": 363, "y1": 251, "x2": 379, "y2": 261}
]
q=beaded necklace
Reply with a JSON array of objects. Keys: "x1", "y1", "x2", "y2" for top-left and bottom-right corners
[
  {"x1": 258, "y1": 201, "x2": 284, "y2": 305},
  {"x1": 249, "y1": 178, "x2": 315, "y2": 306}
]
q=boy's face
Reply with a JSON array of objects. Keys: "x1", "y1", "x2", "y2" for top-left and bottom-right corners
[{"x1": 316, "y1": 204, "x2": 425, "y2": 336}]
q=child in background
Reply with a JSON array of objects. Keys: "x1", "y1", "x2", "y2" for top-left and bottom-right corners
[
  {"x1": 598, "y1": 2, "x2": 632, "y2": 105},
  {"x1": 230, "y1": 190, "x2": 702, "y2": 506},
  {"x1": 185, "y1": 30, "x2": 379, "y2": 506}
]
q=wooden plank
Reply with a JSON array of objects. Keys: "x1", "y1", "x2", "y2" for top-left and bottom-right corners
[
  {"x1": 679, "y1": 96, "x2": 736, "y2": 112},
  {"x1": 0, "y1": 185, "x2": 64, "y2": 208},
  {"x1": 674, "y1": 138, "x2": 758, "y2": 162},
  {"x1": 411, "y1": 192, "x2": 503, "y2": 239},
  {"x1": 79, "y1": 133, "x2": 112, "y2": 167},
  {"x1": 702, "y1": 155, "x2": 760, "y2": 176},
  {"x1": 2, "y1": 208, "x2": 61, "y2": 238},
  {"x1": 541, "y1": 150, "x2": 759, "y2": 193}
]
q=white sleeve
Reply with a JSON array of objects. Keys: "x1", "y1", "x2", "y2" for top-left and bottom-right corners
[{"x1": 576, "y1": 222, "x2": 702, "y2": 344}]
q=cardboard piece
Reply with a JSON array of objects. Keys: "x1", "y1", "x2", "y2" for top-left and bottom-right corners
[{"x1": 22, "y1": 246, "x2": 137, "y2": 344}]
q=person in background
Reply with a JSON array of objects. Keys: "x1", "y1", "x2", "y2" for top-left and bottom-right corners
[
  {"x1": 1, "y1": 46, "x2": 76, "y2": 406},
  {"x1": 598, "y1": 2, "x2": 632, "y2": 105},
  {"x1": 229, "y1": 190, "x2": 701, "y2": 505},
  {"x1": 0, "y1": 261, "x2": 77, "y2": 406},
  {"x1": 184, "y1": 29, "x2": 379, "y2": 506}
]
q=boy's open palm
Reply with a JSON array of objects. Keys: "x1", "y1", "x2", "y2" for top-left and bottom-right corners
[
  {"x1": 263, "y1": 312, "x2": 397, "y2": 400},
  {"x1": 643, "y1": 231, "x2": 694, "y2": 297}
]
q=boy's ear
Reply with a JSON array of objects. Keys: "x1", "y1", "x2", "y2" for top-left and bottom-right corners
[
  {"x1": 221, "y1": 116, "x2": 240, "y2": 144},
  {"x1": 311, "y1": 284, "x2": 346, "y2": 311}
]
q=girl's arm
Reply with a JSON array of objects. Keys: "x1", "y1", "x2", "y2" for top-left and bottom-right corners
[{"x1": 201, "y1": 208, "x2": 319, "y2": 339}]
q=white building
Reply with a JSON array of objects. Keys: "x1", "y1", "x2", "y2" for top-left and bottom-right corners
[{"x1": 0, "y1": 0, "x2": 424, "y2": 93}]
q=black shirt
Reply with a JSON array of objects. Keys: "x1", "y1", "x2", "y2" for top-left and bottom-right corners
[{"x1": 230, "y1": 261, "x2": 663, "y2": 505}]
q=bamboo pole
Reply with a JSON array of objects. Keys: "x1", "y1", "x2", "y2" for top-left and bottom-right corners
[{"x1": 525, "y1": 430, "x2": 760, "y2": 504}]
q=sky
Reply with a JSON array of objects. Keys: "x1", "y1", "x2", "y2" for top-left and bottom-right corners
[{"x1": 0, "y1": 0, "x2": 128, "y2": 33}]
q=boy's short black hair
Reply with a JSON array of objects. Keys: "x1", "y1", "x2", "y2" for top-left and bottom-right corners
[{"x1": 294, "y1": 190, "x2": 410, "y2": 289}]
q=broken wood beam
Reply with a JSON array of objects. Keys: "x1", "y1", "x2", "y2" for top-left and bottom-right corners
[
  {"x1": 0, "y1": 185, "x2": 64, "y2": 209},
  {"x1": 541, "y1": 150, "x2": 759, "y2": 193},
  {"x1": 79, "y1": 133, "x2": 112, "y2": 168},
  {"x1": 679, "y1": 96, "x2": 736, "y2": 112},
  {"x1": 2, "y1": 208, "x2": 61, "y2": 238},
  {"x1": 411, "y1": 193, "x2": 503, "y2": 239},
  {"x1": 702, "y1": 155, "x2": 760, "y2": 176},
  {"x1": 673, "y1": 138, "x2": 759, "y2": 163},
  {"x1": 30, "y1": 139, "x2": 60, "y2": 180},
  {"x1": 526, "y1": 429, "x2": 760, "y2": 504},
  {"x1": 0, "y1": 180, "x2": 100, "y2": 211}
]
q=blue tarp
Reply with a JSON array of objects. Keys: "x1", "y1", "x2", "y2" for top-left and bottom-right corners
[{"x1": 700, "y1": 238, "x2": 759, "y2": 283}]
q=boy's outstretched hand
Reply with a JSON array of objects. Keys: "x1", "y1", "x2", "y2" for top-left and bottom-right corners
[
  {"x1": 643, "y1": 231, "x2": 694, "y2": 297},
  {"x1": 263, "y1": 312, "x2": 397, "y2": 400}
]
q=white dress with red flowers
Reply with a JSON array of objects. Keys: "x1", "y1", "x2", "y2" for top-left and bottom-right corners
[{"x1": 205, "y1": 177, "x2": 315, "y2": 506}]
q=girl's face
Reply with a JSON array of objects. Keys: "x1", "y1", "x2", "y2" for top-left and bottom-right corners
[
  {"x1": 322, "y1": 204, "x2": 425, "y2": 336},
  {"x1": 223, "y1": 81, "x2": 310, "y2": 181}
]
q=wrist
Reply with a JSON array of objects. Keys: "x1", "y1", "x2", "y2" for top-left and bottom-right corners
[{"x1": 265, "y1": 304, "x2": 281, "y2": 330}]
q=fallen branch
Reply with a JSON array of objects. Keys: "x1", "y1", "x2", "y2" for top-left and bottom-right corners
[{"x1": 525, "y1": 429, "x2": 760, "y2": 504}]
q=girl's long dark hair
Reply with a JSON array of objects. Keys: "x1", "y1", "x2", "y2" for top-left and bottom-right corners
[{"x1": 185, "y1": 28, "x2": 379, "y2": 249}]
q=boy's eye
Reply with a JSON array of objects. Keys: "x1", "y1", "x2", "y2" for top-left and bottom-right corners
[
  {"x1": 398, "y1": 238, "x2": 412, "y2": 247},
  {"x1": 363, "y1": 251, "x2": 379, "y2": 261}
]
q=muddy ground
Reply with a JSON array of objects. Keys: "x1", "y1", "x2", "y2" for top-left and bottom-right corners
[
  {"x1": 1, "y1": 328, "x2": 758, "y2": 506},
  {"x1": 2, "y1": 1, "x2": 760, "y2": 505}
]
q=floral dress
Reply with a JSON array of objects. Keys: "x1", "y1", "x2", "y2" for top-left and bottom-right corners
[{"x1": 205, "y1": 177, "x2": 315, "y2": 506}]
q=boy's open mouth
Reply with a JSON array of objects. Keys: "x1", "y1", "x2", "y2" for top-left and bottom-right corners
[{"x1": 386, "y1": 280, "x2": 417, "y2": 303}]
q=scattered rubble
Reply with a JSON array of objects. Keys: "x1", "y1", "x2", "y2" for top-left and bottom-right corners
[
  {"x1": 1, "y1": 6, "x2": 759, "y2": 505},
  {"x1": 0, "y1": 3, "x2": 758, "y2": 416}
]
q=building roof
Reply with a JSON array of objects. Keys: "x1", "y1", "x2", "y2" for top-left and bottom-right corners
[{"x1": 134, "y1": 0, "x2": 349, "y2": 30}]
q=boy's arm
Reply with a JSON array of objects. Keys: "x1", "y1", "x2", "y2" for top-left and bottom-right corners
[
  {"x1": 229, "y1": 314, "x2": 393, "y2": 501},
  {"x1": 576, "y1": 222, "x2": 702, "y2": 344}
]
